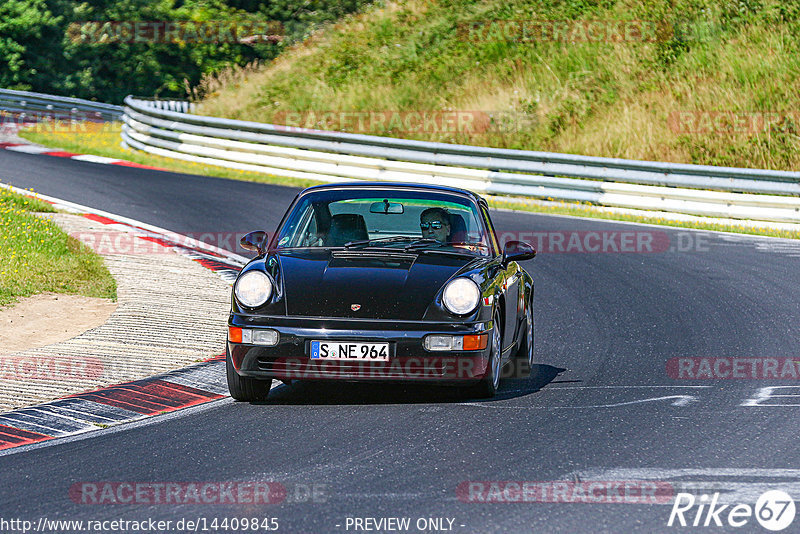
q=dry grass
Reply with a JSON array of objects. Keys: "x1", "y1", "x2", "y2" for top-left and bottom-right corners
[{"x1": 196, "y1": 0, "x2": 800, "y2": 170}]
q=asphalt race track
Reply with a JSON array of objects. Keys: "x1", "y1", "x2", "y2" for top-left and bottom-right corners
[{"x1": 1, "y1": 149, "x2": 800, "y2": 533}]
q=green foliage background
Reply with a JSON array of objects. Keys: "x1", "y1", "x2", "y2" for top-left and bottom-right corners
[{"x1": 0, "y1": 0, "x2": 373, "y2": 103}]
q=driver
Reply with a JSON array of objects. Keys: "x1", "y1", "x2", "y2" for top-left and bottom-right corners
[{"x1": 420, "y1": 207, "x2": 452, "y2": 243}]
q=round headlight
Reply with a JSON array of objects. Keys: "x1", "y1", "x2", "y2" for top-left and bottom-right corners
[
  {"x1": 234, "y1": 270, "x2": 273, "y2": 308},
  {"x1": 442, "y1": 278, "x2": 481, "y2": 315}
]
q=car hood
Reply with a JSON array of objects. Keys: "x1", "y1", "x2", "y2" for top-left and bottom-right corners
[{"x1": 276, "y1": 249, "x2": 479, "y2": 320}]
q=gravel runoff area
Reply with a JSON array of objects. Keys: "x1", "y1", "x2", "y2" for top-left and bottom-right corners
[{"x1": 0, "y1": 213, "x2": 231, "y2": 411}]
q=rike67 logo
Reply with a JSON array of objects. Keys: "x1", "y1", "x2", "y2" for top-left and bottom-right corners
[{"x1": 668, "y1": 490, "x2": 796, "y2": 531}]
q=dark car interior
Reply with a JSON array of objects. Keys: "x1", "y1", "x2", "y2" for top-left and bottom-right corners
[{"x1": 325, "y1": 213, "x2": 370, "y2": 246}]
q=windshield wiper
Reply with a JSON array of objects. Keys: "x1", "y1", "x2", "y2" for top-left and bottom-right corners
[
  {"x1": 402, "y1": 238, "x2": 441, "y2": 251},
  {"x1": 344, "y1": 236, "x2": 418, "y2": 249},
  {"x1": 418, "y1": 248, "x2": 478, "y2": 258},
  {"x1": 404, "y1": 240, "x2": 490, "y2": 253}
]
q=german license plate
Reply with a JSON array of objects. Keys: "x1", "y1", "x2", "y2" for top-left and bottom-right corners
[{"x1": 310, "y1": 341, "x2": 389, "y2": 361}]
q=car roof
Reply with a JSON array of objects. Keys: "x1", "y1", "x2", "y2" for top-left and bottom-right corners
[{"x1": 298, "y1": 182, "x2": 487, "y2": 205}]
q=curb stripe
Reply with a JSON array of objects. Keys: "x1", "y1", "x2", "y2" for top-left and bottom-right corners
[
  {"x1": 0, "y1": 188, "x2": 238, "y2": 453},
  {"x1": 1, "y1": 183, "x2": 250, "y2": 266},
  {"x1": 44, "y1": 398, "x2": 143, "y2": 423},
  {"x1": 160, "y1": 361, "x2": 229, "y2": 396},
  {"x1": 193, "y1": 257, "x2": 241, "y2": 271},
  {"x1": 82, "y1": 213, "x2": 121, "y2": 226},
  {"x1": 110, "y1": 160, "x2": 170, "y2": 171},
  {"x1": 0, "y1": 359, "x2": 229, "y2": 454},
  {"x1": 79, "y1": 388, "x2": 192, "y2": 414},
  {"x1": 75, "y1": 213, "x2": 246, "y2": 267},
  {"x1": 0, "y1": 138, "x2": 169, "y2": 171},
  {"x1": 5, "y1": 145, "x2": 51, "y2": 154},
  {"x1": 75, "y1": 380, "x2": 223, "y2": 415},
  {"x1": 78, "y1": 213, "x2": 245, "y2": 269},
  {"x1": 136, "y1": 235, "x2": 174, "y2": 247},
  {"x1": 28, "y1": 403, "x2": 136, "y2": 425},
  {"x1": 71, "y1": 155, "x2": 122, "y2": 164},
  {"x1": 0, "y1": 409, "x2": 90, "y2": 434},
  {"x1": 0, "y1": 413, "x2": 66, "y2": 435},
  {"x1": 43, "y1": 151, "x2": 81, "y2": 158},
  {"x1": 0, "y1": 425, "x2": 52, "y2": 450}
]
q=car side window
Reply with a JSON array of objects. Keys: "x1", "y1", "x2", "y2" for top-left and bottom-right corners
[
  {"x1": 300, "y1": 212, "x2": 322, "y2": 246},
  {"x1": 481, "y1": 206, "x2": 500, "y2": 256},
  {"x1": 284, "y1": 204, "x2": 318, "y2": 247}
]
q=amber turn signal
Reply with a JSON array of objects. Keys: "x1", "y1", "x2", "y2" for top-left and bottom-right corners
[
  {"x1": 228, "y1": 326, "x2": 242, "y2": 343},
  {"x1": 462, "y1": 334, "x2": 488, "y2": 351}
]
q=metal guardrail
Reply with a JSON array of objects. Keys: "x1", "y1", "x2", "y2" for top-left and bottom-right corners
[
  {"x1": 1, "y1": 87, "x2": 795, "y2": 224},
  {"x1": 2, "y1": 89, "x2": 796, "y2": 224},
  {"x1": 122, "y1": 96, "x2": 800, "y2": 224},
  {"x1": 125, "y1": 97, "x2": 195, "y2": 114},
  {"x1": 0, "y1": 88, "x2": 123, "y2": 122}
]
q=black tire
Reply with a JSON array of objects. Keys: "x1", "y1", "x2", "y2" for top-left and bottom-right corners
[
  {"x1": 463, "y1": 311, "x2": 502, "y2": 399},
  {"x1": 226, "y1": 348, "x2": 272, "y2": 401},
  {"x1": 510, "y1": 304, "x2": 534, "y2": 378}
]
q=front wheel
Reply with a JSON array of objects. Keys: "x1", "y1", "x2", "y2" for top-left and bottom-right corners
[
  {"x1": 463, "y1": 312, "x2": 502, "y2": 399},
  {"x1": 226, "y1": 347, "x2": 272, "y2": 401}
]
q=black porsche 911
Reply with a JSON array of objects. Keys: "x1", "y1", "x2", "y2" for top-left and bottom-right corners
[{"x1": 226, "y1": 182, "x2": 535, "y2": 399}]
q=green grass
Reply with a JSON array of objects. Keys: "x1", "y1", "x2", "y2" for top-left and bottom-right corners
[{"x1": 0, "y1": 186, "x2": 117, "y2": 308}]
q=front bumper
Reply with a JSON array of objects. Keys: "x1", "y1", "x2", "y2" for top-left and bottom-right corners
[{"x1": 228, "y1": 315, "x2": 493, "y2": 383}]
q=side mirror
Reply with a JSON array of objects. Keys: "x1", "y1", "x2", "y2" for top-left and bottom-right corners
[
  {"x1": 502, "y1": 241, "x2": 536, "y2": 265},
  {"x1": 240, "y1": 230, "x2": 268, "y2": 255}
]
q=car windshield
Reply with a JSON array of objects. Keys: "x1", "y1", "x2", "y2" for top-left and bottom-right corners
[{"x1": 274, "y1": 188, "x2": 493, "y2": 256}]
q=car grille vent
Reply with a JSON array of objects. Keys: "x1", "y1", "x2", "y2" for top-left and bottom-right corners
[{"x1": 331, "y1": 251, "x2": 417, "y2": 261}]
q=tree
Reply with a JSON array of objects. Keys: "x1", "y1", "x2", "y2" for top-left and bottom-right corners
[{"x1": 0, "y1": 0, "x2": 60, "y2": 90}]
